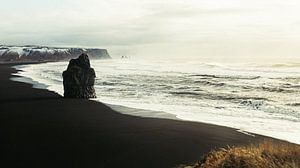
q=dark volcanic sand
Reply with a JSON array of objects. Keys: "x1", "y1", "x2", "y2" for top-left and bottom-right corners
[{"x1": 0, "y1": 64, "x2": 272, "y2": 168}]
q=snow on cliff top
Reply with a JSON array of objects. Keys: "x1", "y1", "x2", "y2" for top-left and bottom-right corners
[{"x1": 0, "y1": 46, "x2": 77, "y2": 57}]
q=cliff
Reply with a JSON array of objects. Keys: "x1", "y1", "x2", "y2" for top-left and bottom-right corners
[{"x1": 0, "y1": 45, "x2": 111, "y2": 62}]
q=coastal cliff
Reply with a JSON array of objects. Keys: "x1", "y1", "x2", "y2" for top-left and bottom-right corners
[{"x1": 0, "y1": 45, "x2": 111, "y2": 62}]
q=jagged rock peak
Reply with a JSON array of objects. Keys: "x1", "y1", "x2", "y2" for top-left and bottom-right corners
[{"x1": 67, "y1": 53, "x2": 91, "y2": 69}]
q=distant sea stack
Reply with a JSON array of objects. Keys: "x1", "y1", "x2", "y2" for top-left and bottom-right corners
[
  {"x1": 0, "y1": 45, "x2": 111, "y2": 62},
  {"x1": 62, "y1": 53, "x2": 96, "y2": 99}
]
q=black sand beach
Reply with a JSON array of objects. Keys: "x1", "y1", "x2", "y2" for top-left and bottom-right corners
[{"x1": 0, "y1": 64, "x2": 274, "y2": 168}]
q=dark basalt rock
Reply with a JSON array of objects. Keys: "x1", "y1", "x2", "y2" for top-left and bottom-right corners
[{"x1": 62, "y1": 53, "x2": 96, "y2": 98}]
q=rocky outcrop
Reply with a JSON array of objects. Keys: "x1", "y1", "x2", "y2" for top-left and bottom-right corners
[
  {"x1": 0, "y1": 45, "x2": 111, "y2": 62},
  {"x1": 62, "y1": 53, "x2": 96, "y2": 98}
]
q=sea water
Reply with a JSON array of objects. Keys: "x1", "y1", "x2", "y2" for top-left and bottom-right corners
[{"x1": 12, "y1": 59, "x2": 300, "y2": 144}]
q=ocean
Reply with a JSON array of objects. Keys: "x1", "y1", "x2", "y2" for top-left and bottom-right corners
[{"x1": 12, "y1": 59, "x2": 300, "y2": 144}]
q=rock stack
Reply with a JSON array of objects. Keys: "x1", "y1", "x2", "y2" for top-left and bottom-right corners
[{"x1": 62, "y1": 53, "x2": 96, "y2": 98}]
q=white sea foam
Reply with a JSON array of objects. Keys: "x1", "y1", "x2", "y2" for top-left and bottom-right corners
[{"x1": 12, "y1": 59, "x2": 300, "y2": 144}]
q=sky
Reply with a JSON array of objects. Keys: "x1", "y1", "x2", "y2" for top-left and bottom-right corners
[{"x1": 1, "y1": 0, "x2": 300, "y2": 62}]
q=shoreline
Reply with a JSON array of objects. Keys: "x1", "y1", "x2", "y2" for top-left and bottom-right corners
[
  {"x1": 0, "y1": 63, "x2": 288, "y2": 167},
  {"x1": 9, "y1": 63, "x2": 263, "y2": 138},
  {"x1": 10, "y1": 65, "x2": 178, "y2": 121},
  {"x1": 12, "y1": 61, "x2": 300, "y2": 145}
]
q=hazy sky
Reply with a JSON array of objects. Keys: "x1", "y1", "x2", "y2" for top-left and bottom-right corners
[{"x1": 1, "y1": 0, "x2": 300, "y2": 62}]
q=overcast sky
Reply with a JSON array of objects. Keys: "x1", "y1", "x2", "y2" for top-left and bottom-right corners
[{"x1": 1, "y1": 0, "x2": 300, "y2": 62}]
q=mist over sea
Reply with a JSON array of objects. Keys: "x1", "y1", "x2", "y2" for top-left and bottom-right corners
[{"x1": 13, "y1": 59, "x2": 300, "y2": 144}]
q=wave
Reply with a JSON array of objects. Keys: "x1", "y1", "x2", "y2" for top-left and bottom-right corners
[
  {"x1": 286, "y1": 103, "x2": 300, "y2": 107},
  {"x1": 193, "y1": 80, "x2": 226, "y2": 87},
  {"x1": 170, "y1": 91, "x2": 268, "y2": 102},
  {"x1": 189, "y1": 74, "x2": 261, "y2": 80},
  {"x1": 266, "y1": 63, "x2": 300, "y2": 68}
]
